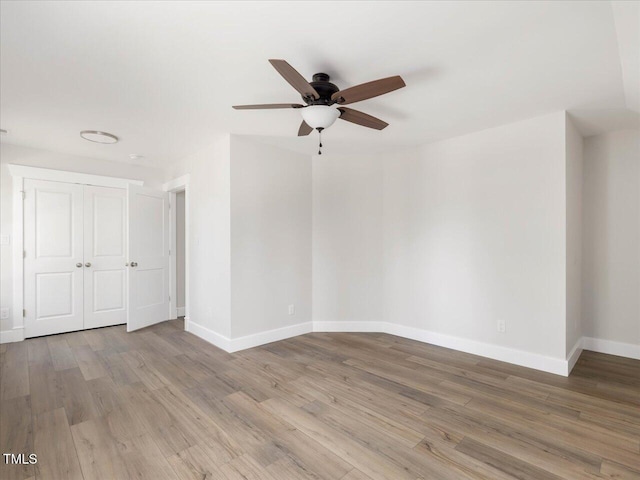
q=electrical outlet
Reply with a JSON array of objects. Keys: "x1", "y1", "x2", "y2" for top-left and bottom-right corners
[
  {"x1": 0, "y1": 308, "x2": 9, "y2": 320},
  {"x1": 288, "y1": 304, "x2": 295, "y2": 316},
  {"x1": 0, "y1": 234, "x2": 9, "y2": 246},
  {"x1": 497, "y1": 319, "x2": 506, "y2": 333}
]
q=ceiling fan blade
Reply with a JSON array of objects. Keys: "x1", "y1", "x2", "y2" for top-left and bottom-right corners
[
  {"x1": 269, "y1": 59, "x2": 320, "y2": 100},
  {"x1": 298, "y1": 120, "x2": 313, "y2": 136},
  {"x1": 233, "y1": 103, "x2": 304, "y2": 110},
  {"x1": 338, "y1": 107, "x2": 389, "y2": 130},
  {"x1": 332, "y1": 76, "x2": 405, "y2": 105}
]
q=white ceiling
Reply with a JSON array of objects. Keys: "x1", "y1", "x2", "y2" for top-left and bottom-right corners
[{"x1": 1, "y1": 1, "x2": 638, "y2": 165}]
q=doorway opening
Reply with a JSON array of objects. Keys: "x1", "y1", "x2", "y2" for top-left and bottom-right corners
[{"x1": 165, "y1": 174, "x2": 190, "y2": 329}]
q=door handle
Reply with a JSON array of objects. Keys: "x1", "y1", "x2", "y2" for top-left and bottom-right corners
[
  {"x1": 85, "y1": 262, "x2": 92, "y2": 267},
  {"x1": 130, "y1": 262, "x2": 138, "y2": 267},
  {"x1": 76, "y1": 263, "x2": 83, "y2": 268}
]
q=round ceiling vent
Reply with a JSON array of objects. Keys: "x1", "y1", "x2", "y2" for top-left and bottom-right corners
[{"x1": 80, "y1": 130, "x2": 119, "y2": 144}]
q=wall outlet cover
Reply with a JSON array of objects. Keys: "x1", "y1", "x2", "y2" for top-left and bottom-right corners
[
  {"x1": 0, "y1": 308, "x2": 9, "y2": 320},
  {"x1": 497, "y1": 319, "x2": 506, "y2": 333},
  {"x1": 0, "y1": 234, "x2": 9, "y2": 246},
  {"x1": 288, "y1": 304, "x2": 295, "y2": 316}
]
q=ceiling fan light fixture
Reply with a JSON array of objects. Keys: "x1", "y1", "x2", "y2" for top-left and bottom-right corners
[{"x1": 300, "y1": 106, "x2": 340, "y2": 130}]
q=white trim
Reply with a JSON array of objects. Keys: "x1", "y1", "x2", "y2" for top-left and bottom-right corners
[
  {"x1": 177, "y1": 307, "x2": 186, "y2": 317},
  {"x1": 11, "y1": 176, "x2": 24, "y2": 334},
  {"x1": 186, "y1": 320, "x2": 231, "y2": 351},
  {"x1": 185, "y1": 189, "x2": 189, "y2": 323},
  {"x1": 163, "y1": 174, "x2": 191, "y2": 193},
  {"x1": 229, "y1": 322, "x2": 313, "y2": 352},
  {"x1": 0, "y1": 327, "x2": 25, "y2": 344},
  {"x1": 316, "y1": 321, "x2": 569, "y2": 376},
  {"x1": 163, "y1": 175, "x2": 190, "y2": 329},
  {"x1": 313, "y1": 321, "x2": 387, "y2": 333},
  {"x1": 186, "y1": 320, "x2": 313, "y2": 354},
  {"x1": 388, "y1": 322, "x2": 568, "y2": 376},
  {"x1": 583, "y1": 337, "x2": 640, "y2": 360},
  {"x1": 8, "y1": 164, "x2": 144, "y2": 188},
  {"x1": 566, "y1": 338, "x2": 584, "y2": 374},
  {"x1": 188, "y1": 318, "x2": 568, "y2": 375},
  {"x1": 168, "y1": 191, "x2": 177, "y2": 320}
]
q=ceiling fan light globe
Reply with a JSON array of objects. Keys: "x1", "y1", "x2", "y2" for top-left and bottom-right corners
[{"x1": 300, "y1": 106, "x2": 340, "y2": 130}]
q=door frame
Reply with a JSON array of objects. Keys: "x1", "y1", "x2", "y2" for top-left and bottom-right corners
[
  {"x1": 163, "y1": 174, "x2": 190, "y2": 330},
  {"x1": 5, "y1": 164, "x2": 143, "y2": 344}
]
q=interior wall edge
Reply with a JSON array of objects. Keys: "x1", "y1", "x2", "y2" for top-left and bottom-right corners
[{"x1": 566, "y1": 337, "x2": 584, "y2": 375}]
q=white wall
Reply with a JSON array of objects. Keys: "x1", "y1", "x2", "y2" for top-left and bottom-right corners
[
  {"x1": 565, "y1": 115, "x2": 584, "y2": 353},
  {"x1": 312, "y1": 153, "x2": 385, "y2": 325},
  {"x1": 384, "y1": 112, "x2": 568, "y2": 360},
  {"x1": 167, "y1": 134, "x2": 232, "y2": 338},
  {"x1": 0, "y1": 143, "x2": 166, "y2": 333},
  {"x1": 176, "y1": 190, "x2": 186, "y2": 310},
  {"x1": 313, "y1": 112, "x2": 569, "y2": 363},
  {"x1": 230, "y1": 137, "x2": 311, "y2": 338},
  {"x1": 583, "y1": 129, "x2": 640, "y2": 347},
  {"x1": 5, "y1": 120, "x2": 636, "y2": 370}
]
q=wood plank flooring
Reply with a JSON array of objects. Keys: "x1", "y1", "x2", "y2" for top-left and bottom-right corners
[{"x1": 1, "y1": 319, "x2": 639, "y2": 479}]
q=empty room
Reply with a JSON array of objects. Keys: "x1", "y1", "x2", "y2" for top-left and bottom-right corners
[{"x1": 1, "y1": 1, "x2": 639, "y2": 479}]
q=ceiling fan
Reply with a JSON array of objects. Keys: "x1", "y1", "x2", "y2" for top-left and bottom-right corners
[{"x1": 233, "y1": 59, "x2": 406, "y2": 154}]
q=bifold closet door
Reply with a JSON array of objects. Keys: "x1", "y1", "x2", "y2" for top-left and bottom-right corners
[
  {"x1": 83, "y1": 186, "x2": 127, "y2": 329},
  {"x1": 24, "y1": 179, "x2": 85, "y2": 337}
]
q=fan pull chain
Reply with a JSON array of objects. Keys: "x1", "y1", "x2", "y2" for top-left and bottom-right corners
[{"x1": 318, "y1": 128, "x2": 323, "y2": 155}]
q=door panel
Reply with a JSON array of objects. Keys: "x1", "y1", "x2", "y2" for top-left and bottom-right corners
[
  {"x1": 35, "y1": 189, "x2": 74, "y2": 257},
  {"x1": 36, "y1": 272, "x2": 74, "y2": 318},
  {"x1": 127, "y1": 185, "x2": 170, "y2": 331},
  {"x1": 136, "y1": 194, "x2": 165, "y2": 257},
  {"x1": 24, "y1": 180, "x2": 84, "y2": 337},
  {"x1": 93, "y1": 270, "x2": 125, "y2": 311},
  {"x1": 93, "y1": 195, "x2": 125, "y2": 256},
  {"x1": 84, "y1": 186, "x2": 127, "y2": 329}
]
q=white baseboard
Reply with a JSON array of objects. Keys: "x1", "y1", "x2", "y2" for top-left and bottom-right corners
[
  {"x1": 566, "y1": 338, "x2": 584, "y2": 374},
  {"x1": 0, "y1": 327, "x2": 25, "y2": 344},
  {"x1": 229, "y1": 322, "x2": 313, "y2": 353},
  {"x1": 314, "y1": 321, "x2": 387, "y2": 333},
  {"x1": 582, "y1": 337, "x2": 640, "y2": 360},
  {"x1": 188, "y1": 319, "x2": 569, "y2": 375},
  {"x1": 391, "y1": 322, "x2": 571, "y2": 376},
  {"x1": 317, "y1": 321, "x2": 569, "y2": 375},
  {"x1": 185, "y1": 320, "x2": 231, "y2": 351},
  {"x1": 186, "y1": 320, "x2": 313, "y2": 354},
  {"x1": 177, "y1": 306, "x2": 186, "y2": 317}
]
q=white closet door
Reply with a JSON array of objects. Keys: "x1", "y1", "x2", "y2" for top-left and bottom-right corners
[
  {"x1": 127, "y1": 185, "x2": 170, "y2": 332},
  {"x1": 24, "y1": 179, "x2": 84, "y2": 337},
  {"x1": 83, "y1": 186, "x2": 127, "y2": 329}
]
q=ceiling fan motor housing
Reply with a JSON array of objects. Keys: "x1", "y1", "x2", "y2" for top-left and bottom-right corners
[{"x1": 306, "y1": 73, "x2": 340, "y2": 105}]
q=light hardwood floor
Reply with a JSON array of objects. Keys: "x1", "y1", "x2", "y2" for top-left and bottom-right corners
[{"x1": 1, "y1": 319, "x2": 639, "y2": 479}]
